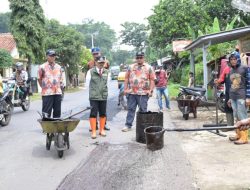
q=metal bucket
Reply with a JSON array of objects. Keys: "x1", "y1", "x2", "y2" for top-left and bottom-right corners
[
  {"x1": 136, "y1": 112, "x2": 163, "y2": 144},
  {"x1": 144, "y1": 126, "x2": 165, "y2": 151}
]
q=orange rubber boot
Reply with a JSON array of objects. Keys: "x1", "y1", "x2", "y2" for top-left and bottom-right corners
[
  {"x1": 229, "y1": 129, "x2": 241, "y2": 141},
  {"x1": 234, "y1": 130, "x2": 248, "y2": 145},
  {"x1": 89, "y1": 118, "x2": 97, "y2": 139},
  {"x1": 99, "y1": 117, "x2": 106, "y2": 137}
]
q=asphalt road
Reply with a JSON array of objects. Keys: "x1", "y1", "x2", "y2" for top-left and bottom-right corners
[{"x1": 0, "y1": 80, "x2": 196, "y2": 190}]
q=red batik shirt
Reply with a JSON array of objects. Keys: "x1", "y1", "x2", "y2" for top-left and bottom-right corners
[
  {"x1": 126, "y1": 62, "x2": 155, "y2": 95},
  {"x1": 38, "y1": 62, "x2": 62, "y2": 96}
]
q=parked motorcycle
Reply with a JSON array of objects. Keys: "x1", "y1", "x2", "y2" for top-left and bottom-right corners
[
  {"x1": 0, "y1": 83, "x2": 13, "y2": 126},
  {"x1": 178, "y1": 86, "x2": 215, "y2": 108},
  {"x1": 208, "y1": 71, "x2": 226, "y2": 113},
  {"x1": 178, "y1": 86, "x2": 207, "y2": 102},
  {"x1": 7, "y1": 79, "x2": 30, "y2": 111}
]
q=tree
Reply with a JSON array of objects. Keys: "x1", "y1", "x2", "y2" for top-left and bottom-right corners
[
  {"x1": 148, "y1": 0, "x2": 250, "y2": 50},
  {"x1": 111, "y1": 49, "x2": 133, "y2": 66},
  {"x1": 45, "y1": 19, "x2": 84, "y2": 83},
  {"x1": 0, "y1": 12, "x2": 11, "y2": 33},
  {"x1": 148, "y1": 0, "x2": 210, "y2": 48},
  {"x1": 70, "y1": 19, "x2": 116, "y2": 59},
  {"x1": 195, "y1": 0, "x2": 250, "y2": 28},
  {"x1": 81, "y1": 46, "x2": 92, "y2": 72},
  {"x1": 119, "y1": 22, "x2": 148, "y2": 51},
  {"x1": 0, "y1": 49, "x2": 13, "y2": 68},
  {"x1": 9, "y1": 0, "x2": 46, "y2": 71}
]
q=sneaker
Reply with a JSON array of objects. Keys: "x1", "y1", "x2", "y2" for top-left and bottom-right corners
[{"x1": 122, "y1": 126, "x2": 132, "y2": 132}]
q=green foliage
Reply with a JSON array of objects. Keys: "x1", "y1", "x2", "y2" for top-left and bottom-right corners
[
  {"x1": 9, "y1": 0, "x2": 46, "y2": 63},
  {"x1": 81, "y1": 47, "x2": 92, "y2": 72},
  {"x1": 111, "y1": 50, "x2": 134, "y2": 66},
  {"x1": 0, "y1": 49, "x2": 13, "y2": 68},
  {"x1": 120, "y1": 22, "x2": 148, "y2": 50},
  {"x1": 171, "y1": 63, "x2": 203, "y2": 86},
  {"x1": 147, "y1": 0, "x2": 250, "y2": 50},
  {"x1": 69, "y1": 19, "x2": 116, "y2": 59},
  {"x1": 168, "y1": 82, "x2": 180, "y2": 100},
  {"x1": 195, "y1": 0, "x2": 250, "y2": 28},
  {"x1": 148, "y1": 0, "x2": 210, "y2": 48},
  {"x1": 0, "y1": 12, "x2": 10, "y2": 33},
  {"x1": 45, "y1": 19, "x2": 84, "y2": 75}
]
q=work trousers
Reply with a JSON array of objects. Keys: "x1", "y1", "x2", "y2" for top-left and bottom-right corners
[
  {"x1": 42, "y1": 95, "x2": 61, "y2": 118},
  {"x1": 89, "y1": 100, "x2": 107, "y2": 118},
  {"x1": 125, "y1": 94, "x2": 149, "y2": 127}
]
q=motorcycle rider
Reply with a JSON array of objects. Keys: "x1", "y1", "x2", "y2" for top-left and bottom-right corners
[{"x1": 12, "y1": 62, "x2": 28, "y2": 101}]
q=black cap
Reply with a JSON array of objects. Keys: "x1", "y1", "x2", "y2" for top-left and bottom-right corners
[
  {"x1": 97, "y1": 56, "x2": 106, "y2": 63},
  {"x1": 136, "y1": 51, "x2": 145, "y2": 56},
  {"x1": 46, "y1": 49, "x2": 56, "y2": 56}
]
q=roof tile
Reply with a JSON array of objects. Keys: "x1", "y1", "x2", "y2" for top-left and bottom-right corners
[{"x1": 0, "y1": 33, "x2": 16, "y2": 53}]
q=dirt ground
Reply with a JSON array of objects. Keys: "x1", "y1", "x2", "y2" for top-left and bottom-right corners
[{"x1": 168, "y1": 101, "x2": 250, "y2": 190}]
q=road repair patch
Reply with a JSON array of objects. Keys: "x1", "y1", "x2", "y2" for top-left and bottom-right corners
[{"x1": 57, "y1": 142, "x2": 196, "y2": 190}]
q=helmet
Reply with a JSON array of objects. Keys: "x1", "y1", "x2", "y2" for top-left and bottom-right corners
[{"x1": 15, "y1": 62, "x2": 23, "y2": 71}]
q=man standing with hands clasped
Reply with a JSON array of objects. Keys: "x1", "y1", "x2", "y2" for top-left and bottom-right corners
[
  {"x1": 38, "y1": 49, "x2": 62, "y2": 118},
  {"x1": 88, "y1": 56, "x2": 109, "y2": 139},
  {"x1": 122, "y1": 52, "x2": 155, "y2": 132}
]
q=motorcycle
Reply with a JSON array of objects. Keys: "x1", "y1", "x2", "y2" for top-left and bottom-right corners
[
  {"x1": 7, "y1": 79, "x2": 30, "y2": 111},
  {"x1": 178, "y1": 86, "x2": 207, "y2": 102},
  {"x1": 118, "y1": 83, "x2": 127, "y2": 110},
  {"x1": 0, "y1": 82, "x2": 13, "y2": 126},
  {"x1": 208, "y1": 71, "x2": 226, "y2": 113}
]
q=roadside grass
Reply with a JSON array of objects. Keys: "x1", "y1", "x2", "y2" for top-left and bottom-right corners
[
  {"x1": 168, "y1": 83, "x2": 180, "y2": 100},
  {"x1": 30, "y1": 87, "x2": 82, "y2": 102},
  {"x1": 30, "y1": 93, "x2": 41, "y2": 101},
  {"x1": 65, "y1": 87, "x2": 82, "y2": 93}
]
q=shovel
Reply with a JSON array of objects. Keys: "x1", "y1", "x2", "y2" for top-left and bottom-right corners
[
  {"x1": 144, "y1": 126, "x2": 237, "y2": 151},
  {"x1": 164, "y1": 126, "x2": 236, "y2": 132},
  {"x1": 38, "y1": 106, "x2": 92, "y2": 121}
]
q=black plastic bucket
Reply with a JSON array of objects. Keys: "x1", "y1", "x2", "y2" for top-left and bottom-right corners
[
  {"x1": 144, "y1": 126, "x2": 165, "y2": 151},
  {"x1": 136, "y1": 112, "x2": 163, "y2": 144}
]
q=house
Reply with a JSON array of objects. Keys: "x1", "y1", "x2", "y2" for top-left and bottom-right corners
[
  {"x1": 184, "y1": 26, "x2": 250, "y2": 97},
  {"x1": 0, "y1": 33, "x2": 27, "y2": 78}
]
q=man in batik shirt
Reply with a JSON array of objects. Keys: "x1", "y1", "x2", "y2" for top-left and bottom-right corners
[
  {"x1": 122, "y1": 51, "x2": 155, "y2": 132},
  {"x1": 38, "y1": 49, "x2": 62, "y2": 118}
]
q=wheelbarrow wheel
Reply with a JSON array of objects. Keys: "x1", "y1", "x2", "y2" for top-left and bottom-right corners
[
  {"x1": 183, "y1": 106, "x2": 189, "y2": 120},
  {"x1": 58, "y1": 150, "x2": 64, "y2": 158},
  {"x1": 46, "y1": 134, "x2": 52, "y2": 150},
  {"x1": 57, "y1": 133, "x2": 64, "y2": 148},
  {"x1": 64, "y1": 133, "x2": 70, "y2": 149},
  {"x1": 183, "y1": 113, "x2": 189, "y2": 120}
]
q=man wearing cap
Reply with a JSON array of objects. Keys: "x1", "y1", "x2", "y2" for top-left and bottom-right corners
[
  {"x1": 38, "y1": 49, "x2": 63, "y2": 118},
  {"x1": 87, "y1": 47, "x2": 109, "y2": 70},
  {"x1": 88, "y1": 56, "x2": 109, "y2": 139},
  {"x1": 122, "y1": 51, "x2": 155, "y2": 132},
  {"x1": 87, "y1": 47, "x2": 110, "y2": 131}
]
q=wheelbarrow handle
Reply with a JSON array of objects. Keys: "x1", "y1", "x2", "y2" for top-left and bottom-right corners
[
  {"x1": 164, "y1": 126, "x2": 236, "y2": 132},
  {"x1": 62, "y1": 106, "x2": 92, "y2": 120}
]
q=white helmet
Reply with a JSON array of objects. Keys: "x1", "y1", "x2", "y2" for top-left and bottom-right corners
[{"x1": 15, "y1": 62, "x2": 23, "y2": 71}]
